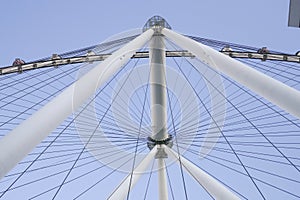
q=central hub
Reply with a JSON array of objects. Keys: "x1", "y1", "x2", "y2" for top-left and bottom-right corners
[{"x1": 147, "y1": 135, "x2": 173, "y2": 150}]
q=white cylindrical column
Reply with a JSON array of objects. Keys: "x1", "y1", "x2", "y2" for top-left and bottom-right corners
[
  {"x1": 165, "y1": 145, "x2": 240, "y2": 200},
  {"x1": 150, "y1": 35, "x2": 168, "y2": 141},
  {"x1": 162, "y1": 28, "x2": 300, "y2": 119},
  {"x1": 157, "y1": 157, "x2": 168, "y2": 200},
  {"x1": 0, "y1": 29, "x2": 154, "y2": 179},
  {"x1": 108, "y1": 146, "x2": 157, "y2": 200}
]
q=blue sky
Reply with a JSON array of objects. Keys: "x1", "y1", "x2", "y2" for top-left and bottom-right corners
[{"x1": 0, "y1": 0, "x2": 299, "y2": 67}]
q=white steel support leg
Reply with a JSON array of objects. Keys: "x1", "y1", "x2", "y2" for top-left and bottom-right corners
[
  {"x1": 162, "y1": 28, "x2": 300, "y2": 119},
  {"x1": 157, "y1": 158, "x2": 168, "y2": 200},
  {"x1": 164, "y1": 145, "x2": 240, "y2": 200},
  {"x1": 156, "y1": 145, "x2": 168, "y2": 200},
  {"x1": 150, "y1": 35, "x2": 168, "y2": 141},
  {"x1": 0, "y1": 29, "x2": 154, "y2": 179},
  {"x1": 108, "y1": 146, "x2": 157, "y2": 200}
]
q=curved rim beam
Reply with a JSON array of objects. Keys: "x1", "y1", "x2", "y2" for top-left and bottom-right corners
[
  {"x1": 162, "y1": 28, "x2": 300, "y2": 119},
  {"x1": 222, "y1": 50, "x2": 300, "y2": 62},
  {"x1": 0, "y1": 29, "x2": 154, "y2": 179},
  {"x1": 0, "y1": 51, "x2": 194, "y2": 75},
  {"x1": 164, "y1": 145, "x2": 240, "y2": 200},
  {"x1": 1, "y1": 51, "x2": 299, "y2": 76}
]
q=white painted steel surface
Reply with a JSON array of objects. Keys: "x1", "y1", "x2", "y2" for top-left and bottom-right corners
[
  {"x1": 150, "y1": 35, "x2": 168, "y2": 141},
  {"x1": 0, "y1": 29, "x2": 154, "y2": 179},
  {"x1": 157, "y1": 156, "x2": 168, "y2": 200},
  {"x1": 108, "y1": 146, "x2": 157, "y2": 200},
  {"x1": 162, "y1": 28, "x2": 300, "y2": 119},
  {"x1": 165, "y1": 145, "x2": 240, "y2": 200}
]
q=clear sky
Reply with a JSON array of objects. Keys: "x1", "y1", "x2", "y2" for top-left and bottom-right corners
[
  {"x1": 0, "y1": 0, "x2": 299, "y2": 67},
  {"x1": 0, "y1": 1, "x2": 300, "y2": 199}
]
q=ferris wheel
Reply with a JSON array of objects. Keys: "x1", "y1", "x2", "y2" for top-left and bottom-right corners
[{"x1": 0, "y1": 16, "x2": 300, "y2": 199}]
